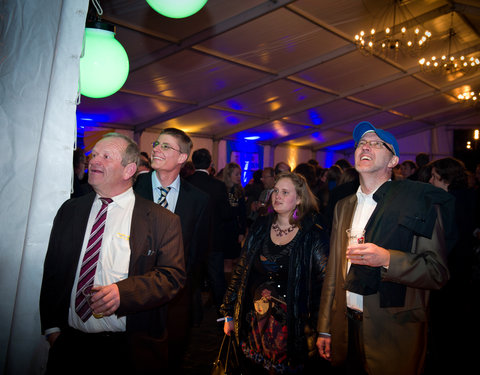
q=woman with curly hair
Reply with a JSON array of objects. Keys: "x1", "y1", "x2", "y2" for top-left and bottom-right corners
[{"x1": 221, "y1": 172, "x2": 330, "y2": 374}]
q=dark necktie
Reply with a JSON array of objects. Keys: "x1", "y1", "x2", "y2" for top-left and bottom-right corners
[{"x1": 75, "y1": 197, "x2": 113, "y2": 322}]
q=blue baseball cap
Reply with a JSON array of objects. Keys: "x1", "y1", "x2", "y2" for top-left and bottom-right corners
[{"x1": 353, "y1": 121, "x2": 399, "y2": 156}]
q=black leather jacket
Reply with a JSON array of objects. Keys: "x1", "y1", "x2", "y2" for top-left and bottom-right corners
[{"x1": 220, "y1": 213, "x2": 329, "y2": 364}]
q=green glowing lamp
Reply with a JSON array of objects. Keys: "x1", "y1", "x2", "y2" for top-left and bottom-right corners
[
  {"x1": 146, "y1": 0, "x2": 208, "y2": 19},
  {"x1": 80, "y1": 21, "x2": 129, "y2": 98}
]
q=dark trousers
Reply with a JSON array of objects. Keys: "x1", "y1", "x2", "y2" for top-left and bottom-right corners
[
  {"x1": 46, "y1": 327, "x2": 129, "y2": 375},
  {"x1": 207, "y1": 251, "x2": 226, "y2": 311},
  {"x1": 346, "y1": 312, "x2": 368, "y2": 375},
  {"x1": 167, "y1": 282, "x2": 194, "y2": 372}
]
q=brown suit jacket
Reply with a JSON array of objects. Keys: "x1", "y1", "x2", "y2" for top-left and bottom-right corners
[
  {"x1": 40, "y1": 191, "x2": 185, "y2": 369},
  {"x1": 317, "y1": 191, "x2": 450, "y2": 375}
]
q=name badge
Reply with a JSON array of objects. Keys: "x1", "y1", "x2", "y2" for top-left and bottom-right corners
[{"x1": 117, "y1": 233, "x2": 130, "y2": 240}]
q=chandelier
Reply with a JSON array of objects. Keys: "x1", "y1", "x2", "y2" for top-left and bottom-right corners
[
  {"x1": 457, "y1": 91, "x2": 478, "y2": 103},
  {"x1": 418, "y1": 12, "x2": 480, "y2": 74},
  {"x1": 354, "y1": 0, "x2": 432, "y2": 58}
]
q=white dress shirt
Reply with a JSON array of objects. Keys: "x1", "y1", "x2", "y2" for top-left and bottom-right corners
[
  {"x1": 346, "y1": 185, "x2": 378, "y2": 312},
  {"x1": 151, "y1": 172, "x2": 180, "y2": 213},
  {"x1": 68, "y1": 188, "x2": 135, "y2": 333}
]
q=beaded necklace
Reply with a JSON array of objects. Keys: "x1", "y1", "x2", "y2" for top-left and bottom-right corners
[{"x1": 271, "y1": 223, "x2": 296, "y2": 237}]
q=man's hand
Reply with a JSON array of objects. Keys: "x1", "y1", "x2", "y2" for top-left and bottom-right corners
[
  {"x1": 90, "y1": 284, "x2": 120, "y2": 316},
  {"x1": 317, "y1": 335, "x2": 331, "y2": 361},
  {"x1": 47, "y1": 332, "x2": 61, "y2": 347},
  {"x1": 347, "y1": 243, "x2": 390, "y2": 268}
]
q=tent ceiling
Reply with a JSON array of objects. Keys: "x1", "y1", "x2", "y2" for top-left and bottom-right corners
[{"x1": 77, "y1": 0, "x2": 480, "y2": 152}]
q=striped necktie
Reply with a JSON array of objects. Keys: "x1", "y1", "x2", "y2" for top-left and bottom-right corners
[
  {"x1": 75, "y1": 197, "x2": 112, "y2": 322},
  {"x1": 157, "y1": 187, "x2": 171, "y2": 208}
]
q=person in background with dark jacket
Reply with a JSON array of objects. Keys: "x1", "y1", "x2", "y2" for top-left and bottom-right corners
[
  {"x1": 426, "y1": 156, "x2": 477, "y2": 374},
  {"x1": 245, "y1": 169, "x2": 265, "y2": 227},
  {"x1": 222, "y1": 162, "x2": 247, "y2": 275},
  {"x1": 71, "y1": 148, "x2": 91, "y2": 198},
  {"x1": 187, "y1": 148, "x2": 232, "y2": 315},
  {"x1": 221, "y1": 172, "x2": 330, "y2": 374}
]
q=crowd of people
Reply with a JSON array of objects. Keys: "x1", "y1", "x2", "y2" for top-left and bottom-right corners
[{"x1": 42, "y1": 123, "x2": 480, "y2": 374}]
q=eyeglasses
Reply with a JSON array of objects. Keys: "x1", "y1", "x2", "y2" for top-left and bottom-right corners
[
  {"x1": 356, "y1": 140, "x2": 394, "y2": 155},
  {"x1": 152, "y1": 141, "x2": 183, "y2": 153}
]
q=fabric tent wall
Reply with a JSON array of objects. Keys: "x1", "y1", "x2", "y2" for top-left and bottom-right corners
[{"x1": 0, "y1": 0, "x2": 89, "y2": 373}]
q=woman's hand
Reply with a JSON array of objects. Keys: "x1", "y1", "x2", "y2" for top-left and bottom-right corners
[{"x1": 224, "y1": 318, "x2": 234, "y2": 336}]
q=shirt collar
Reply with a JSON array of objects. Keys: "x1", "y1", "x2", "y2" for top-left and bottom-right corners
[
  {"x1": 356, "y1": 185, "x2": 377, "y2": 203},
  {"x1": 152, "y1": 172, "x2": 180, "y2": 192},
  {"x1": 357, "y1": 179, "x2": 392, "y2": 203},
  {"x1": 95, "y1": 187, "x2": 134, "y2": 209}
]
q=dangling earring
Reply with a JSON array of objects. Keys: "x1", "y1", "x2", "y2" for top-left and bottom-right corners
[{"x1": 293, "y1": 207, "x2": 298, "y2": 220}]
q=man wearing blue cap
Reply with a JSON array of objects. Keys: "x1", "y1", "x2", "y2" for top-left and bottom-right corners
[{"x1": 316, "y1": 122, "x2": 456, "y2": 374}]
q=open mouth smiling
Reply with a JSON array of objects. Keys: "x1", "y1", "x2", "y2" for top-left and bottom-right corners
[{"x1": 360, "y1": 154, "x2": 372, "y2": 161}]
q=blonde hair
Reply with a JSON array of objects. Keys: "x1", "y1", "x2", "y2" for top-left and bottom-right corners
[
  {"x1": 159, "y1": 128, "x2": 193, "y2": 157},
  {"x1": 223, "y1": 162, "x2": 243, "y2": 198}
]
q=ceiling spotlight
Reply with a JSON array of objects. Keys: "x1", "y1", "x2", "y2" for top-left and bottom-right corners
[
  {"x1": 146, "y1": 0, "x2": 208, "y2": 19},
  {"x1": 80, "y1": 20, "x2": 129, "y2": 98}
]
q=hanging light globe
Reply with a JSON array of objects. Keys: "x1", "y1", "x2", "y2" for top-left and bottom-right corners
[
  {"x1": 146, "y1": 0, "x2": 208, "y2": 19},
  {"x1": 80, "y1": 21, "x2": 129, "y2": 98}
]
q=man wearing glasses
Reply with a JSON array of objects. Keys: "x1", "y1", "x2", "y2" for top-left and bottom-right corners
[
  {"x1": 317, "y1": 121, "x2": 456, "y2": 374},
  {"x1": 134, "y1": 128, "x2": 210, "y2": 370}
]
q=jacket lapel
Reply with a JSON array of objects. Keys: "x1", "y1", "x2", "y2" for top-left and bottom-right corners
[
  {"x1": 129, "y1": 194, "x2": 150, "y2": 274},
  {"x1": 135, "y1": 171, "x2": 155, "y2": 201},
  {"x1": 339, "y1": 195, "x2": 357, "y2": 281},
  {"x1": 174, "y1": 178, "x2": 188, "y2": 217},
  {"x1": 72, "y1": 193, "x2": 96, "y2": 264}
]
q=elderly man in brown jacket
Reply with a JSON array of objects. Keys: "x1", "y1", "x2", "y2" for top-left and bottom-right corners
[
  {"x1": 40, "y1": 133, "x2": 185, "y2": 374},
  {"x1": 317, "y1": 122, "x2": 455, "y2": 375}
]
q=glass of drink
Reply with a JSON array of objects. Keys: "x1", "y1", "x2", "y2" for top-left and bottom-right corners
[
  {"x1": 82, "y1": 284, "x2": 104, "y2": 319},
  {"x1": 346, "y1": 228, "x2": 365, "y2": 246}
]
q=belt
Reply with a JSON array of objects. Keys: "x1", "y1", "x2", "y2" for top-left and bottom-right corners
[
  {"x1": 66, "y1": 326, "x2": 127, "y2": 338},
  {"x1": 346, "y1": 307, "x2": 363, "y2": 321}
]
